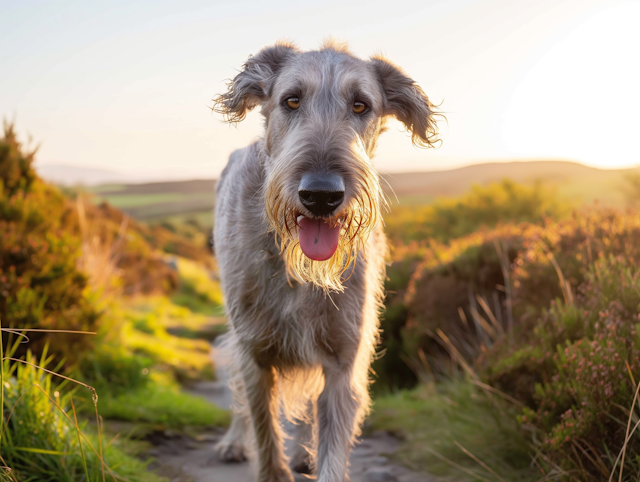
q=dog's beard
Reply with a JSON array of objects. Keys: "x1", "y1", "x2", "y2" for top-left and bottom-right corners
[{"x1": 264, "y1": 142, "x2": 384, "y2": 293}]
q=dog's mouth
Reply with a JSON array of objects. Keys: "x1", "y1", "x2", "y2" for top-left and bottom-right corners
[{"x1": 296, "y1": 215, "x2": 341, "y2": 261}]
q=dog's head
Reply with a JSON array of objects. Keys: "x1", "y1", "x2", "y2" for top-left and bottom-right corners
[{"x1": 214, "y1": 41, "x2": 439, "y2": 291}]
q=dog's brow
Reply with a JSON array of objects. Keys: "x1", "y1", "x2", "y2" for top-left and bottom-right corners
[
  {"x1": 276, "y1": 72, "x2": 320, "y2": 99},
  {"x1": 339, "y1": 78, "x2": 378, "y2": 110},
  {"x1": 277, "y1": 83, "x2": 304, "y2": 100}
]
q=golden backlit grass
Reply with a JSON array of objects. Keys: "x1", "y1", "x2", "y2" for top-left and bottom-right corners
[{"x1": 0, "y1": 328, "x2": 168, "y2": 482}]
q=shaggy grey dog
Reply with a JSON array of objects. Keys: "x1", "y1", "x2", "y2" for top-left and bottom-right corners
[{"x1": 212, "y1": 40, "x2": 438, "y2": 482}]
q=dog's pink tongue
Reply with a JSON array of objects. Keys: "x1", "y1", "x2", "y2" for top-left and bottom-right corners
[{"x1": 298, "y1": 217, "x2": 340, "y2": 261}]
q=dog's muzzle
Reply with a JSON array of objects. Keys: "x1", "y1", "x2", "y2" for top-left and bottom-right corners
[{"x1": 296, "y1": 173, "x2": 345, "y2": 261}]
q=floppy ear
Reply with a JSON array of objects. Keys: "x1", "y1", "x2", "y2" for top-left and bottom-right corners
[
  {"x1": 371, "y1": 57, "x2": 440, "y2": 148},
  {"x1": 213, "y1": 42, "x2": 298, "y2": 123}
]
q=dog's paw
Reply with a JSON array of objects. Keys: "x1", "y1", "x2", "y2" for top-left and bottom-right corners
[
  {"x1": 289, "y1": 446, "x2": 312, "y2": 475},
  {"x1": 214, "y1": 439, "x2": 247, "y2": 463},
  {"x1": 290, "y1": 460, "x2": 311, "y2": 474}
]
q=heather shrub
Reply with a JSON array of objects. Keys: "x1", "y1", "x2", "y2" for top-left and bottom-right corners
[
  {"x1": 381, "y1": 208, "x2": 640, "y2": 383},
  {"x1": 485, "y1": 255, "x2": 640, "y2": 479},
  {"x1": 385, "y1": 179, "x2": 565, "y2": 244},
  {"x1": 150, "y1": 217, "x2": 213, "y2": 263},
  {"x1": 510, "y1": 207, "x2": 640, "y2": 319},
  {"x1": 0, "y1": 121, "x2": 36, "y2": 196},
  {"x1": 0, "y1": 123, "x2": 99, "y2": 361},
  {"x1": 376, "y1": 180, "x2": 565, "y2": 388},
  {"x1": 374, "y1": 224, "x2": 540, "y2": 388}
]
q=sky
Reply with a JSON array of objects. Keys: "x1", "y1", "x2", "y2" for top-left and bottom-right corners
[{"x1": 1, "y1": 0, "x2": 639, "y2": 181}]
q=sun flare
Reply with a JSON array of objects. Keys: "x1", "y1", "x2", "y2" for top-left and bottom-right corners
[{"x1": 501, "y1": 3, "x2": 640, "y2": 168}]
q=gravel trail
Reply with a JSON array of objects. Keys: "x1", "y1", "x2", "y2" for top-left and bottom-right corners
[{"x1": 151, "y1": 346, "x2": 435, "y2": 482}]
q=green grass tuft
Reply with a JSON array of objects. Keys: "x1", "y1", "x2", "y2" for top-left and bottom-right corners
[
  {"x1": 1, "y1": 342, "x2": 169, "y2": 481},
  {"x1": 95, "y1": 382, "x2": 230, "y2": 428},
  {"x1": 371, "y1": 379, "x2": 539, "y2": 482}
]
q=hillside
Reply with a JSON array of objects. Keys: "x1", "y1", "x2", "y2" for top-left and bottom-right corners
[
  {"x1": 72, "y1": 160, "x2": 634, "y2": 227},
  {"x1": 382, "y1": 160, "x2": 630, "y2": 206}
]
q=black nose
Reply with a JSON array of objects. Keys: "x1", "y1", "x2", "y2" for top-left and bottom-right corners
[{"x1": 298, "y1": 172, "x2": 345, "y2": 217}]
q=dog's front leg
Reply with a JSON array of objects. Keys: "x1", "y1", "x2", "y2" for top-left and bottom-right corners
[
  {"x1": 316, "y1": 361, "x2": 358, "y2": 482},
  {"x1": 242, "y1": 359, "x2": 293, "y2": 482}
]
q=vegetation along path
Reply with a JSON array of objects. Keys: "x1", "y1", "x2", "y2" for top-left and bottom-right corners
[{"x1": 151, "y1": 343, "x2": 436, "y2": 482}]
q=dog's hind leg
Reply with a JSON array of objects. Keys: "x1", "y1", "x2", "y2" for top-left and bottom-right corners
[
  {"x1": 214, "y1": 330, "x2": 250, "y2": 462},
  {"x1": 243, "y1": 358, "x2": 293, "y2": 482},
  {"x1": 215, "y1": 411, "x2": 249, "y2": 462}
]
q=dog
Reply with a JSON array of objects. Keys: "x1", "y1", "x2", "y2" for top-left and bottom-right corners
[{"x1": 211, "y1": 40, "x2": 438, "y2": 482}]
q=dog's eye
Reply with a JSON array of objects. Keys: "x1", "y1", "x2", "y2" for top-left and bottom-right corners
[
  {"x1": 286, "y1": 97, "x2": 300, "y2": 110},
  {"x1": 352, "y1": 101, "x2": 367, "y2": 114}
]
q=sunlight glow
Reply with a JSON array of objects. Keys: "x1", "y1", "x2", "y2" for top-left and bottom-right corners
[{"x1": 501, "y1": 2, "x2": 640, "y2": 168}]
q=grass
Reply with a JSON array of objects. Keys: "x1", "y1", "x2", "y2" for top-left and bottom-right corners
[
  {"x1": 0, "y1": 337, "x2": 169, "y2": 482},
  {"x1": 171, "y1": 257, "x2": 224, "y2": 316},
  {"x1": 370, "y1": 379, "x2": 540, "y2": 482},
  {"x1": 77, "y1": 288, "x2": 229, "y2": 430},
  {"x1": 122, "y1": 312, "x2": 215, "y2": 382},
  {"x1": 115, "y1": 294, "x2": 223, "y2": 382},
  {"x1": 157, "y1": 210, "x2": 213, "y2": 230},
  {"x1": 93, "y1": 380, "x2": 230, "y2": 428}
]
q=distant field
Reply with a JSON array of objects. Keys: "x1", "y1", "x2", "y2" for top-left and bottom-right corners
[
  {"x1": 88, "y1": 161, "x2": 636, "y2": 227},
  {"x1": 92, "y1": 180, "x2": 216, "y2": 225}
]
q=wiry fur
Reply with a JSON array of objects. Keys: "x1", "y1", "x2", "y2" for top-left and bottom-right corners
[
  {"x1": 264, "y1": 133, "x2": 384, "y2": 292},
  {"x1": 211, "y1": 40, "x2": 439, "y2": 482}
]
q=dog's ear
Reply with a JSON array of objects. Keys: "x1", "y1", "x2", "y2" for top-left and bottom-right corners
[
  {"x1": 213, "y1": 42, "x2": 298, "y2": 123},
  {"x1": 371, "y1": 56, "x2": 440, "y2": 148}
]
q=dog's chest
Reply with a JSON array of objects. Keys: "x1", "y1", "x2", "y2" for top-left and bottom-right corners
[{"x1": 235, "y1": 248, "x2": 357, "y2": 368}]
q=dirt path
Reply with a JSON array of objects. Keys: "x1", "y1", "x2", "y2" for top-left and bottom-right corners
[{"x1": 151, "y1": 346, "x2": 435, "y2": 482}]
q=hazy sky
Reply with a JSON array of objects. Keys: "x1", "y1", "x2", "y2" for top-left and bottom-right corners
[{"x1": 1, "y1": 0, "x2": 639, "y2": 180}]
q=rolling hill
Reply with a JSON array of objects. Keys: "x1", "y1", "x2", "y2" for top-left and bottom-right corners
[
  {"x1": 79, "y1": 160, "x2": 635, "y2": 228},
  {"x1": 381, "y1": 160, "x2": 631, "y2": 206}
]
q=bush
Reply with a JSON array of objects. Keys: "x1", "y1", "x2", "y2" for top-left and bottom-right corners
[
  {"x1": 376, "y1": 180, "x2": 567, "y2": 390},
  {"x1": 0, "y1": 122, "x2": 99, "y2": 362},
  {"x1": 510, "y1": 207, "x2": 640, "y2": 320},
  {"x1": 385, "y1": 179, "x2": 566, "y2": 244},
  {"x1": 75, "y1": 200, "x2": 179, "y2": 296},
  {"x1": 483, "y1": 255, "x2": 640, "y2": 479},
  {"x1": 0, "y1": 121, "x2": 204, "y2": 362},
  {"x1": 376, "y1": 224, "x2": 534, "y2": 389},
  {"x1": 379, "y1": 208, "x2": 640, "y2": 388},
  {"x1": 375, "y1": 178, "x2": 640, "y2": 478}
]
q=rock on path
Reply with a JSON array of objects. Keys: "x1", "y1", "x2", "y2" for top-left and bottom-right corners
[{"x1": 151, "y1": 346, "x2": 435, "y2": 482}]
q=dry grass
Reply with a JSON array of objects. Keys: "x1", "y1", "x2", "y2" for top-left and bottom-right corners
[{"x1": 76, "y1": 196, "x2": 127, "y2": 298}]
